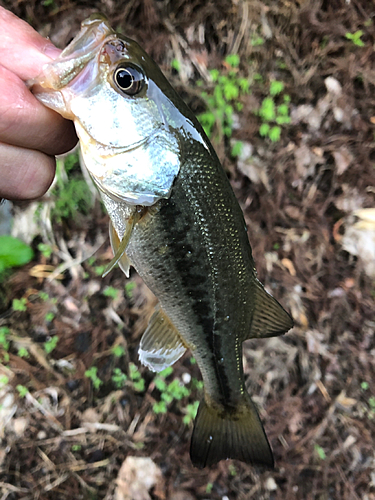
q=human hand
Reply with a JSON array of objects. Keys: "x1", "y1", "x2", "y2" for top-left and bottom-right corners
[{"x1": 0, "y1": 7, "x2": 77, "y2": 200}]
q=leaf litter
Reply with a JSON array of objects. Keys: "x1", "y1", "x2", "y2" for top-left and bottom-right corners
[{"x1": 1, "y1": 0, "x2": 375, "y2": 499}]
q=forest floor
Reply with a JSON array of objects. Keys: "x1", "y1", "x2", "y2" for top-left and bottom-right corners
[{"x1": 1, "y1": 0, "x2": 375, "y2": 499}]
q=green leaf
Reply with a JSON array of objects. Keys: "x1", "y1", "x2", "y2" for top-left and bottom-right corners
[
  {"x1": 0, "y1": 236, "x2": 34, "y2": 271},
  {"x1": 269, "y1": 126, "x2": 282, "y2": 142},
  {"x1": 269, "y1": 80, "x2": 285, "y2": 96},
  {"x1": 259, "y1": 123, "x2": 270, "y2": 137},
  {"x1": 259, "y1": 97, "x2": 276, "y2": 122},
  {"x1": 225, "y1": 54, "x2": 240, "y2": 68}
]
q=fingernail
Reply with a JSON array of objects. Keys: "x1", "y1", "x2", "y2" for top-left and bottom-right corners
[{"x1": 43, "y1": 44, "x2": 62, "y2": 60}]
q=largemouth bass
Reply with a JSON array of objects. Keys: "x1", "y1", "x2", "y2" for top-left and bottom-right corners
[{"x1": 29, "y1": 15, "x2": 293, "y2": 468}]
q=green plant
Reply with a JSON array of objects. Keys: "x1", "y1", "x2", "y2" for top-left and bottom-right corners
[
  {"x1": 182, "y1": 400, "x2": 199, "y2": 425},
  {"x1": 206, "y1": 482, "x2": 214, "y2": 494},
  {"x1": 84, "y1": 366, "x2": 103, "y2": 390},
  {"x1": 44, "y1": 335, "x2": 59, "y2": 354},
  {"x1": 12, "y1": 298, "x2": 28, "y2": 312},
  {"x1": 0, "y1": 375, "x2": 9, "y2": 388},
  {"x1": 52, "y1": 153, "x2": 93, "y2": 223},
  {"x1": 111, "y1": 345, "x2": 125, "y2": 358},
  {"x1": 345, "y1": 30, "x2": 365, "y2": 47},
  {"x1": 112, "y1": 367, "x2": 128, "y2": 389},
  {"x1": 71, "y1": 444, "x2": 82, "y2": 451},
  {"x1": 258, "y1": 80, "x2": 291, "y2": 142},
  {"x1": 124, "y1": 281, "x2": 136, "y2": 298},
  {"x1": 16, "y1": 385, "x2": 29, "y2": 398},
  {"x1": 152, "y1": 367, "x2": 190, "y2": 415},
  {"x1": 103, "y1": 286, "x2": 119, "y2": 300},
  {"x1": 45, "y1": 312, "x2": 55, "y2": 323},
  {"x1": 0, "y1": 327, "x2": 10, "y2": 351},
  {"x1": 0, "y1": 235, "x2": 34, "y2": 273},
  {"x1": 314, "y1": 443, "x2": 326, "y2": 460},
  {"x1": 198, "y1": 54, "x2": 249, "y2": 142},
  {"x1": 17, "y1": 347, "x2": 29, "y2": 358},
  {"x1": 129, "y1": 363, "x2": 145, "y2": 392},
  {"x1": 37, "y1": 243, "x2": 53, "y2": 259}
]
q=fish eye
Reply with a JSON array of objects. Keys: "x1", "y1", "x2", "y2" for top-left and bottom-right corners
[{"x1": 113, "y1": 64, "x2": 144, "y2": 95}]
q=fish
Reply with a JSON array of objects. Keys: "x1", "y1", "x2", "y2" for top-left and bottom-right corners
[{"x1": 28, "y1": 14, "x2": 293, "y2": 469}]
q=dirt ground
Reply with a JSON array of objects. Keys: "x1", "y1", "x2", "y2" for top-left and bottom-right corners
[{"x1": 1, "y1": 0, "x2": 375, "y2": 499}]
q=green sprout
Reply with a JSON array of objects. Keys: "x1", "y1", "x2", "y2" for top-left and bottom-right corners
[
  {"x1": 112, "y1": 345, "x2": 125, "y2": 358},
  {"x1": 16, "y1": 385, "x2": 29, "y2": 398},
  {"x1": 198, "y1": 54, "x2": 249, "y2": 142},
  {"x1": 103, "y1": 286, "x2": 119, "y2": 300},
  {"x1": 112, "y1": 368, "x2": 128, "y2": 389},
  {"x1": 258, "y1": 82, "x2": 291, "y2": 142},
  {"x1": 44, "y1": 336, "x2": 59, "y2": 354},
  {"x1": 84, "y1": 366, "x2": 103, "y2": 390},
  {"x1": 129, "y1": 363, "x2": 145, "y2": 392},
  {"x1": 345, "y1": 30, "x2": 365, "y2": 47},
  {"x1": 12, "y1": 298, "x2": 28, "y2": 312},
  {"x1": 0, "y1": 327, "x2": 10, "y2": 351}
]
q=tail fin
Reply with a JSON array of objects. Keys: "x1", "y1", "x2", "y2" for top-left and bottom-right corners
[{"x1": 190, "y1": 396, "x2": 274, "y2": 469}]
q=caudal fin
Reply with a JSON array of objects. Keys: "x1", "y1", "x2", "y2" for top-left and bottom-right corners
[{"x1": 190, "y1": 396, "x2": 274, "y2": 469}]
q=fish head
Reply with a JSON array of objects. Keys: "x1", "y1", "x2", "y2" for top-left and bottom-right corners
[{"x1": 29, "y1": 14, "x2": 200, "y2": 206}]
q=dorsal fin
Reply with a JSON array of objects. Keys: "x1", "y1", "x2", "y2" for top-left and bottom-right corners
[
  {"x1": 139, "y1": 308, "x2": 187, "y2": 372},
  {"x1": 246, "y1": 279, "x2": 294, "y2": 339}
]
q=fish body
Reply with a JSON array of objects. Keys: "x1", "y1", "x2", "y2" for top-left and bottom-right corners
[{"x1": 29, "y1": 15, "x2": 293, "y2": 468}]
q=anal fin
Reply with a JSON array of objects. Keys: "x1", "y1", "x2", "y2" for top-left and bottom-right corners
[
  {"x1": 248, "y1": 279, "x2": 294, "y2": 339},
  {"x1": 139, "y1": 308, "x2": 187, "y2": 372}
]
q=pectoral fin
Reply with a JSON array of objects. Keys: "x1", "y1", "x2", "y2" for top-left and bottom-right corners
[
  {"x1": 247, "y1": 279, "x2": 294, "y2": 339},
  {"x1": 138, "y1": 308, "x2": 187, "y2": 372},
  {"x1": 102, "y1": 214, "x2": 138, "y2": 278}
]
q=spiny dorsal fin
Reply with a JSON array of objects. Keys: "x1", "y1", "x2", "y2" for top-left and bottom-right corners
[
  {"x1": 139, "y1": 307, "x2": 187, "y2": 373},
  {"x1": 247, "y1": 279, "x2": 294, "y2": 339},
  {"x1": 190, "y1": 395, "x2": 274, "y2": 469}
]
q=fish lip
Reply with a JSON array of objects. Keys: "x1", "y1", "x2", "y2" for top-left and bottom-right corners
[{"x1": 27, "y1": 18, "x2": 116, "y2": 92}]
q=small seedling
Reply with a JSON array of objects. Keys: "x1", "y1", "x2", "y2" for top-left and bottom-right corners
[
  {"x1": 0, "y1": 375, "x2": 9, "y2": 388},
  {"x1": 111, "y1": 345, "x2": 125, "y2": 358},
  {"x1": 182, "y1": 401, "x2": 199, "y2": 425},
  {"x1": 17, "y1": 347, "x2": 29, "y2": 358},
  {"x1": 84, "y1": 366, "x2": 103, "y2": 390},
  {"x1": 129, "y1": 363, "x2": 145, "y2": 392},
  {"x1": 103, "y1": 286, "x2": 119, "y2": 300},
  {"x1": 198, "y1": 54, "x2": 249, "y2": 142},
  {"x1": 112, "y1": 368, "x2": 128, "y2": 389},
  {"x1": 124, "y1": 281, "x2": 136, "y2": 298},
  {"x1": 345, "y1": 30, "x2": 365, "y2": 47},
  {"x1": 258, "y1": 81, "x2": 291, "y2": 142},
  {"x1": 0, "y1": 327, "x2": 10, "y2": 351},
  {"x1": 37, "y1": 243, "x2": 53, "y2": 259},
  {"x1": 12, "y1": 298, "x2": 28, "y2": 312},
  {"x1": 314, "y1": 444, "x2": 326, "y2": 460},
  {"x1": 44, "y1": 335, "x2": 59, "y2": 354},
  {"x1": 16, "y1": 385, "x2": 29, "y2": 398}
]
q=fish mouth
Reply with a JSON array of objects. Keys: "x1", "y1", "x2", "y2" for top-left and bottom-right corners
[{"x1": 27, "y1": 14, "x2": 114, "y2": 92}]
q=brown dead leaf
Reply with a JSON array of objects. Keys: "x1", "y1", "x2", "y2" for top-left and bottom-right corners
[{"x1": 115, "y1": 456, "x2": 163, "y2": 500}]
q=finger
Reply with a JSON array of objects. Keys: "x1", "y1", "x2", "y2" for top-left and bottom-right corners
[
  {"x1": 0, "y1": 65, "x2": 77, "y2": 156},
  {"x1": 0, "y1": 7, "x2": 60, "y2": 80},
  {"x1": 0, "y1": 142, "x2": 56, "y2": 200}
]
